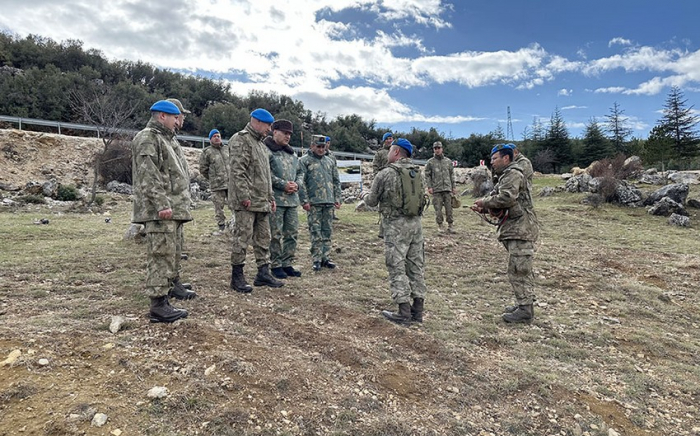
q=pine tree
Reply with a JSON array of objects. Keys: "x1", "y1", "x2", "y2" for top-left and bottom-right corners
[
  {"x1": 605, "y1": 102, "x2": 632, "y2": 154},
  {"x1": 582, "y1": 118, "x2": 612, "y2": 166},
  {"x1": 544, "y1": 107, "x2": 571, "y2": 172},
  {"x1": 657, "y1": 86, "x2": 699, "y2": 162}
]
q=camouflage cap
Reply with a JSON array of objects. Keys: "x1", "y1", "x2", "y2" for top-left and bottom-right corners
[
  {"x1": 271, "y1": 119, "x2": 293, "y2": 133},
  {"x1": 166, "y1": 98, "x2": 191, "y2": 114},
  {"x1": 433, "y1": 141, "x2": 443, "y2": 148}
]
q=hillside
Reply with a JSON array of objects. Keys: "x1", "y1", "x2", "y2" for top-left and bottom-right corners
[{"x1": 1, "y1": 129, "x2": 699, "y2": 436}]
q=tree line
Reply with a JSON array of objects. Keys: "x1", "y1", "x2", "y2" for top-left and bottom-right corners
[{"x1": 1, "y1": 32, "x2": 699, "y2": 171}]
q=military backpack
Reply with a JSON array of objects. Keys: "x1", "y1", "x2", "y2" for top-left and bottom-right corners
[{"x1": 389, "y1": 163, "x2": 427, "y2": 216}]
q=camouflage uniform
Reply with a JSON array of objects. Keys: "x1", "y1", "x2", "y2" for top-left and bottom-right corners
[
  {"x1": 199, "y1": 142, "x2": 231, "y2": 228},
  {"x1": 514, "y1": 152, "x2": 534, "y2": 188},
  {"x1": 364, "y1": 157, "x2": 427, "y2": 305},
  {"x1": 424, "y1": 154, "x2": 455, "y2": 227},
  {"x1": 229, "y1": 123, "x2": 275, "y2": 267},
  {"x1": 299, "y1": 151, "x2": 341, "y2": 263},
  {"x1": 265, "y1": 136, "x2": 302, "y2": 269},
  {"x1": 481, "y1": 162, "x2": 539, "y2": 306},
  {"x1": 131, "y1": 119, "x2": 192, "y2": 297},
  {"x1": 372, "y1": 143, "x2": 391, "y2": 237}
]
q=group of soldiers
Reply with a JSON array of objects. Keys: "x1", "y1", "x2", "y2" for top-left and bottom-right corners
[{"x1": 132, "y1": 99, "x2": 539, "y2": 326}]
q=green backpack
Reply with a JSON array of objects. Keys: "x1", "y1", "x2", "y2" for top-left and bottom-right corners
[{"x1": 389, "y1": 164, "x2": 426, "y2": 216}]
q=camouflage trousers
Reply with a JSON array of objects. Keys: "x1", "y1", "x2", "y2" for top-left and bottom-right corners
[
  {"x1": 211, "y1": 189, "x2": 230, "y2": 227},
  {"x1": 384, "y1": 216, "x2": 427, "y2": 304},
  {"x1": 176, "y1": 221, "x2": 185, "y2": 274},
  {"x1": 231, "y1": 209, "x2": 271, "y2": 267},
  {"x1": 432, "y1": 191, "x2": 453, "y2": 225},
  {"x1": 502, "y1": 239, "x2": 536, "y2": 305},
  {"x1": 270, "y1": 206, "x2": 299, "y2": 268},
  {"x1": 307, "y1": 204, "x2": 334, "y2": 262},
  {"x1": 144, "y1": 220, "x2": 181, "y2": 298}
]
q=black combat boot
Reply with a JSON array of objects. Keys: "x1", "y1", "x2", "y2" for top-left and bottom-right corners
[
  {"x1": 381, "y1": 302, "x2": 413, "y2": 325},
  {"x1": 283, "y1": 266, "x2": 302, "y2": 277},
  {"x1": 253, "y1": 264, "x2": 284, "y2": 288},
  {"x1": 502, "y1": 304, "x2": 534, "y2": 324},
  {"x1": 149, "y1": 296, "x2": 188, "y2": 323},
  {"x1": 504, "y1": 304, "x2": 518, "y2": 313},
  {"x1": 321, "y1": 259, "x2": 336, "y2": 269},
  {"x1": 230, "y1": 264, "x2": 252, "y2": 293},
  {"x1": 218, "y1": 224, "x2": 226, "y2": 231},
  {"x1": 271, "y1": 267, "x2": 288, "y2": 279},
  {"x1": 312, "y1": 261, "x2": 322, "y2": 272},
  {"x1": 411, "y1": 298, "x2": 424, "y2": 323},
  {"x1": 169, "y1": 277, "x2": 197, "y2": 300}
]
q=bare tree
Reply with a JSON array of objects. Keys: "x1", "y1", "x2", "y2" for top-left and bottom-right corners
[{"x1": 70, "y1": 84, "x2": 141, "y2": 205}]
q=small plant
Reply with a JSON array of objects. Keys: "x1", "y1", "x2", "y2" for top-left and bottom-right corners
[
  {"x1": 56, "y1": 185, "x2": 79, "y2": 201},
  {"x1": 16, "y1": 194, "x2": 46, "y2": 204},
  {"x1": 93, "y1": 195, "x2": 105, "y2": 206}
]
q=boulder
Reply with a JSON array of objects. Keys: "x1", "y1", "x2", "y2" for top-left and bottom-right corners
[
  {"x1": 668, "y1": 213, "x2": 690, "y2": 227},
  {"x1": 539, "y1": 187, "x2": 555, "y2": 197},
  {"x1": 667, "y1": 171, "x2": 700, "y2": 185},
  {"x1": 647, "y1": 197, "x2": 688, "y2": 217},
  {"x1": 613, "y1": 181, "x2": 643, "y2": 206},
  {"x1": 687, "y1": 198, "x2": 700, "y2": 209},
  {"x1": 42, "y1": 179, "x2": 59, "y2": 198},
  {"x1": 123, "y1": 223, "x2": 146, "y2": 242},
  {"x1": 565, "y1": 174, "x2": 592, "y2": 193},
  {"x1": 24, "y1": 181, "x2": 44, "y2": 195},
  {"x1": 638, "y1": 174, "x2": 664, "y2": 185},
  {"x1": 643, "y1": 183, "x2": 689, "y2": 206},
  {"x1": 106, "y1": 180, "x2": 133, "y2": 195}
]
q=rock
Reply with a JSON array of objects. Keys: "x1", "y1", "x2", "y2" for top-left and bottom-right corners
[
  {"x1": 668, "y1": 213, "x2": 690, "y2": 227},
  {"x1": 687, "y1": 198, "x2": 700, "y2": 209},
  {"x1": 0, "y1": 182, "x2": 20, "y2": 191},
  {"x1": 106, "y1": 180, "x2": 133, "y2": 195},
  {"x1": 638, "y1": 174, "x2": 664, "y2": 185},
  {"x1": 648, "y1": 197, "x2": 687, "y2": 217},
  {"x1": 565, "y1": 174, "x2": 592, "y2": 193},
  {"x1": 109, "y1": 315, "x2": 126, "y2": 334},
  {"x1": 667, "y1": 171, "x2": 700, "y2": 185},
  {"x1": 613, "y1": 181, "x2": 643, "y2": 206},
  {"x1": 608, "y1": 429, "x2": 620, "y2": 436},
  {"x1": 644, "y1": 168, "x2": 658, "y2": 175},
  {"x1": 23, "y1": 181, "x2": 44, "y2": 195},
  {"x1": 147, "y1": 386, "x2": 169, "y2": 399},
  {"x1": 111, "y1": 430, "x2": 123, "y2": 436},
  {"x1": 1, "y1": 349, "x2": 21, "y2": 366},
  {"x1": 204, "y1": 364, "x2": 216, "y2": 376},
  {"x1": 643, "y1": 183, "x2": 689, "y2": 206},
  {"x1": 561, "y1": 173, "x2": 573, "y2": 180},
  {"x1": 42, "y1": 179, "x2": 59, "y2": 197},
  {"x1": 91, "y1": 413, "x2": 108, "y2": 427},
  {"x1": 658, "y1": 293, "x2": 672, "y2": 303},
  {"x1": 38, "y1": 358, "x2": 49, "y2": 366},
  {"x1": 123, "y1": 223, "x2": 146, "y2": 242},
  {"x1": 2, "y1": 198, "x2": 16, "y2": 206},
  {"x1": 539, "y1": 187, "x2": 555, "y2": 197}
]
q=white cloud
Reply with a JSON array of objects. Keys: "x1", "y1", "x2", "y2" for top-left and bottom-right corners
[
  {"x1": 561, "y1": 105, "x2": 587, "y2": 110},
  {"x1": 558, "y1": 89, "x2": 572, "y2": 96},
  {"x1": 608, "y1": 37, "x2": 632, "y2": 47},
  {"x1": 594, "y1": 87, "x2": 627, "y2": 94}
]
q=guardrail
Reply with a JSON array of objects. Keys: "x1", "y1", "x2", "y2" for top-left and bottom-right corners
[{"x1": 0, "y1": 114, "x2": 426, "y2": 164}]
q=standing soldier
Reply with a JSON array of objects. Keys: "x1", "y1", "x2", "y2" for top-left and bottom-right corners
[
  {"x1": 372, "y1": 131, "x2": 393, "y2": 238},
  {"x1": 361, "y1": 138, "x2": 427, "y2": 325},
  {"x1": 424, "y1": 141, "x2": 457, "y2": 233},
  {"x1": 299, "y1": 135, "x2": 342, "y2": 271},
  {"x1": 228, "y1": 109, "x2": 284, "y2": 292},
  {"x1": 513, "y1": 144, "x2": 534, "y2": 187},
  {"x1": 265, "y1": 119, "x2": 303, "y2": 279},
  {"x1": 473, "y1": 144, "x2": 539, "y2": 324},
  {"x1": 199, "y1": 128, "x2": 231, "y2": 232},
  {"x1": 131, "y1": 100, "x2": 192, "y2": 323}
]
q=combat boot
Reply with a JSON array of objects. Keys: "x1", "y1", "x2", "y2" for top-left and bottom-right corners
[
  {"x1": 149, "y1": 296, "x2": 188, "y2": 323},
  {"x1": 218, "y1": 223, "x2": 226, "y2": 231},
  {"x1": 321, "y1": 259, "x2": 336, "y2": 269},
  {"x1": 253, "y1": 264, "x2": 284, "y2": 288},
  {"x1": 502, "y1": 304, "x2": 534, "y2": 324},
  {"x1": 382, "y1": 302, "x2": 413, "y2": 325},
  {"x1": 283, "y1": 266, "x2": 302, "y2": 277},
  {"x1": 312, "y1": 261, "x2": 322, "y2": 272},
  {"x1": 504, "y1": 304, "x2": 518, "y2": 313},
  {"x1": 230, "y1": 264, "x2": 252, "y2": 293},
  {"x1": 169, "y1": 277, "x2": 197, "y2": 300},
  {"x1": 271, "y1": 267, "x2": 288, "y2": 279},
  {"x1": 437, "y1": 223, "x2": 445, "y2": 233},
  {"x1": 411, "y1": 298, "x2": 424, "y2": 323},
  {"x1": 447, "y1": 223, "x2": 455, "y2": 234}
]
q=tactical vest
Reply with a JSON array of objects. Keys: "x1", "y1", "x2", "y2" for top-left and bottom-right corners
[{"x1": 389, "y1": 163, "x2": 426, "y2": 216}]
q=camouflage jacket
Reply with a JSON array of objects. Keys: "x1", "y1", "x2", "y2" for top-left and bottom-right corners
[
  {"x1": 372, "y1": 144, "x2": 390, "y2": 174},
  {"x1": 482, "y1": 162, "x2": 538, "y2": 242},
  {"x1": 228, "y1": 123, "x2": 274, "y2": 212},
  {"x1": 199, "y1": 143, "x2": 230, "y2": 191},
  {"x1": 298, "y1": 151, "x2": 341, "y2": 205},
  {"x1": 265, "y1": 136, "x2": 302, "y2": 207},
  {"x1": 424, "y1": 154, "x2": 455, "y2": 193},
  {"x1": 514, "y1": 153, "x2": 534, "y2": 186},
  {"x1": 131, "y1": 119, "x2": 192, "y2": 223},
  {"x1": 364, "y1": 157, "x2": 424, "y2": 220}
]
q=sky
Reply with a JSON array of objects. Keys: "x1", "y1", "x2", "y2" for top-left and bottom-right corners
[{"x1": 1, "y1": 0, "x2": 700, "y2": 140}]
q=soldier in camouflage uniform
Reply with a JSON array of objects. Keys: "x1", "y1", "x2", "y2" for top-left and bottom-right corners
[
  {"x1": 131, "y1": 100, "x2": 191, "y2": 323},
  {"x1": 228, "y1": 109, "x2": 283, "y2": 292},
  {"x1": 265, "y1": 119, "x2": 303, "y2": 279},
  {"x1": 474, "y1": 144, "x2": 539, "y2": 324},
  {"x1": 299, "y1": 136, "x2": 342, "y2": 271},
  {"x1": 165, "y1": 98, "x2": 197, "y2": 300},
  {"x1": 372, "y1": 132, "x2": 393, "y2": 238},
  {"x1": 362, "y1": 138, "x2": 427, "y2": 325},
  {"x1": 424, "y1": 141, "x2": 457, "y2": 233},
  {"x1": 199, "y1": 128, "x2": 231, "y2": 232}
]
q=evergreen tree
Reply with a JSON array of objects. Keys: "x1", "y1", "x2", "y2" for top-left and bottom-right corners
[
  {"x1": 657, "y1": 86, "x2": 699, "y2": 162},
  {"x1": 605, "y1": 102, "x2": 632, "y2": 154},
  {"x1": 644, "y1": 125, "x2": 674, "y2": 171},
  {"x1": 581, "y1": 118, "x2": 612, "y2": 166},
  {"x1": 544, "y1": 107, "x2": 571, "y2": 172}
]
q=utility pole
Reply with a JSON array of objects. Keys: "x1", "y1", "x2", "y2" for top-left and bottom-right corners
[{"x1": 506, "y1": 106, "x2": 514, "y2": 142}]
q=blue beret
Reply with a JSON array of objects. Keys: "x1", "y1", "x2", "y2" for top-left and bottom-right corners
[
  {"x1": 150, "y1": 100, "x2": 181, "y2": 115},
  {"x1": 208, "y1": 129, "x2": 220, "y2": 140},
  {"x1": 250, "y1": 108, "x2": 274, "y2": 123},
  {"x1": 325, "y1": 136, "x2": 331, "y2": 142},
  {"x1": 491, "y1": 143, "x2": 514, "y2": 156},
  {"x1": 382, "y1": 132, "x2": 393, "y2": 141},
  {"x1": 395, "y1": 138, "x2": 413, "y2": 155}
]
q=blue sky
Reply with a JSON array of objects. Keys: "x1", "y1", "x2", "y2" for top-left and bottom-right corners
[{"x1": 1, "y1": 0, "x2": 699, "y2": 139}]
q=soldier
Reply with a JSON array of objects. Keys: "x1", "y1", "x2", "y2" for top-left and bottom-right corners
[
  {"x1": 372, "y1": 131, "x2": 393, "y2": 238},
  {"x1": 473, "y1": 144, "x2": 539, "y2": 324},
  {"x1": 361, "y1": 138, "x2": 427, "y2": 325},
  {"x1": 324, "y1": 136, "x2": 340, "y2": 221},
  {"x1": 131, "y1": 100, "x2": 191, "y2": 323},
  {"x1": 513, "y1": 144, "x2": 534, "y2": 187},
  {"x1": 164, "y1": 98, "x2": 196, "y2": 300},
  {"x1": 228, "y1": 108, "x2": 284, "y2": 292},
  {"x1": 299, "y1": 135, "x2": 342, "y2": 271},
  {"x1": 199, "y1": 128, "x2": 231, "y2": 232},
  {"x1": 265, "y1": 119, "x2": 303, "y2": 279},
  {"x1": 424, "y1": 141, "x2": 457, "y2": 233}
]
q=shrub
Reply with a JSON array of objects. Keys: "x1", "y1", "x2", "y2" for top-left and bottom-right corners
[
  {"x1": 98, "y1": 140, "x2": 132, "y2": 184},
  {"x1": 56, "y1": 185, "x2": 79, "y2": 201},
  {"x1": 93, "y1": 195, "x2": 105, "y2": 206},
  {"x1": 16, "y1": 195, "x2": 45, "y2": 204}
]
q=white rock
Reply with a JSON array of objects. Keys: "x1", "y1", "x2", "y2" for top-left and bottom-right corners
[
  {"x1": 38, "y1": 358, "x2": 49, "y2": 366},
  {"x1": 109, "y1": 315, "x2": 126, "y2": 334},
  {"x1": 91, "y1": 413, "x2": 108, "y2": 427},
  {"x1": 147, "y1": 386, "x2": 169, "y2": 399},
  {"x1": 110, "y1": 429, "x2": 123, "y2": 436},
  {"x1": 1, "y1": 349, "x2": 21, "y2": 366},
  {"x1": 204, "y1": 364, "x2": 216, "y2": 376},
  {"x1": 608, "y1": 429, "x2": 620, "y2": 436}
]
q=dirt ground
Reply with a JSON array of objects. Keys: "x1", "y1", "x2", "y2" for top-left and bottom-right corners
[{"x1": 1, "y1": 129, "x2": 699, "y2": 436}]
